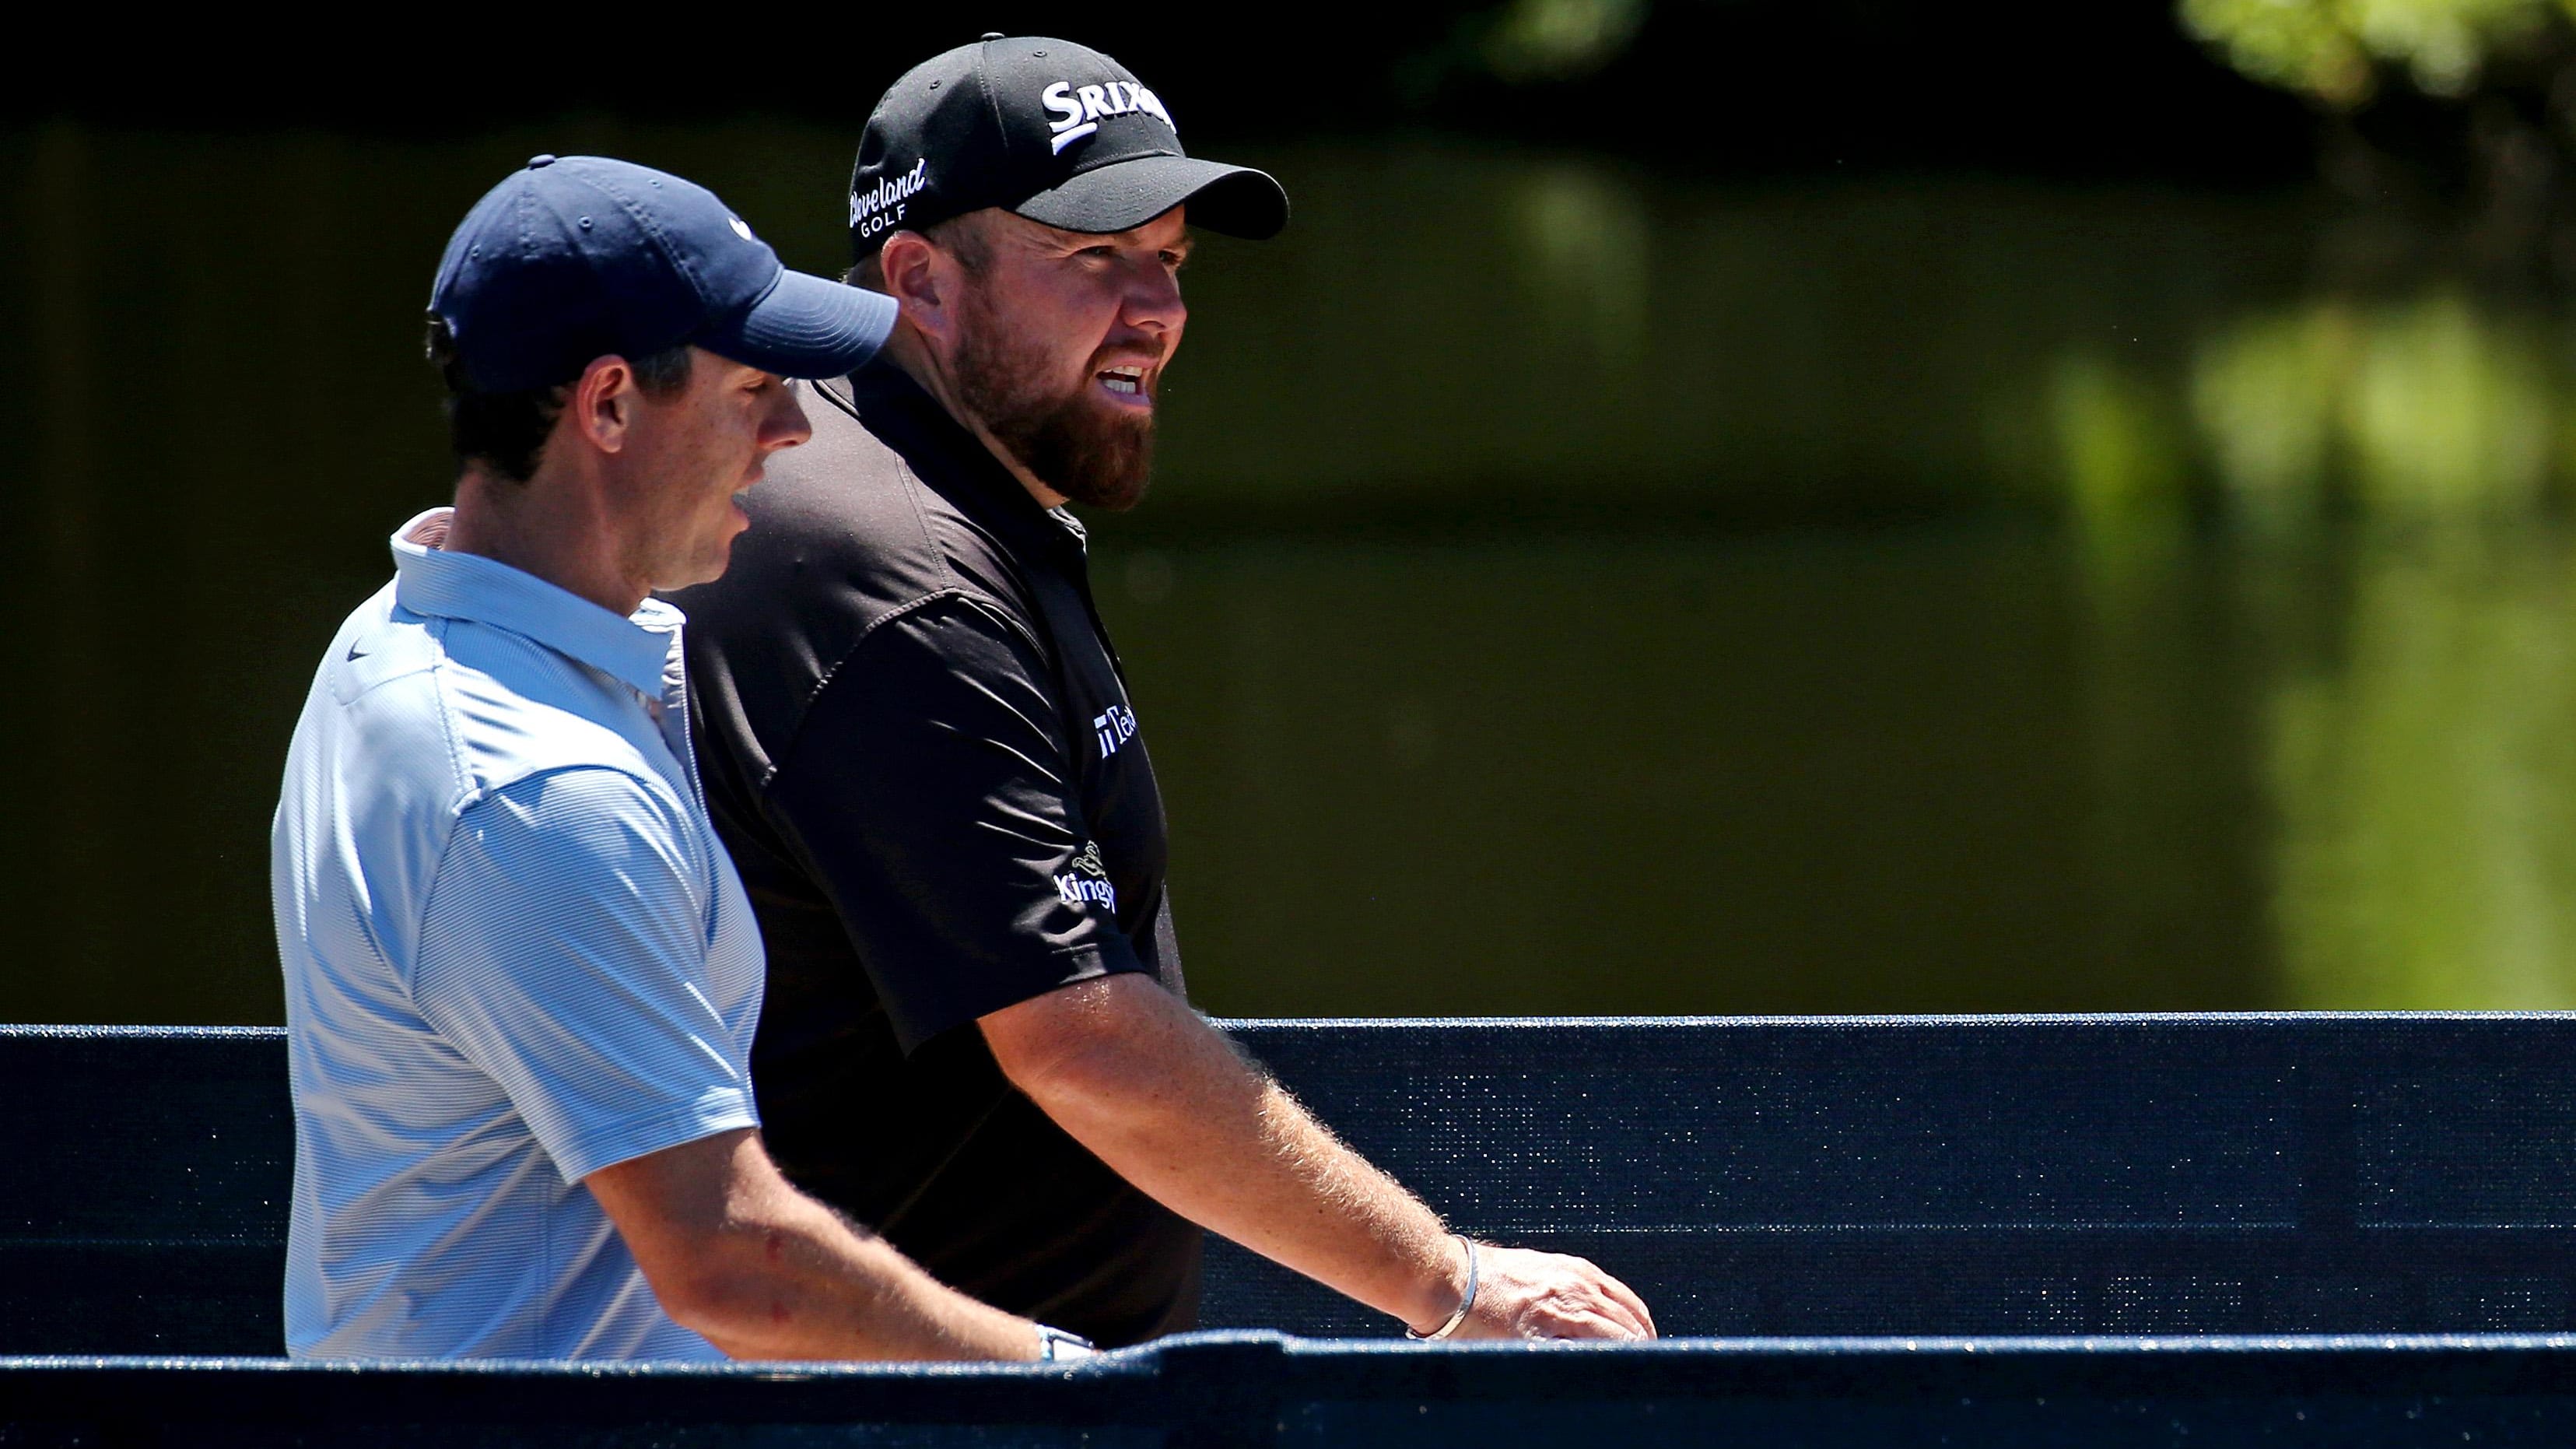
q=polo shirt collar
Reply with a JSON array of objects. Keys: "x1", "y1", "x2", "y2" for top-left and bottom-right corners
[
  {"x1": 389, "y1": 507, "x2": 679, "y2": 698},
  {"x1": 832, "y1": 362, "x2": 1088, "y2": 563}
]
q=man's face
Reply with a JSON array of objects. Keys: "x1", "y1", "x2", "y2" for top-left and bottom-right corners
[
  {"x1": 615, "y1": 347, "x2": 811, "y2": 589},
  {"x1": 947, "y1": 206, "x2": 1191, "y2": 510}
]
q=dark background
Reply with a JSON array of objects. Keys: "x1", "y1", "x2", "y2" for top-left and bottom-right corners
[
  {"x1": 7, "y1": 4, "x2": 2315, "y2": 178},
  {"x1": 12, "y1": 1, "x2": 2576, "y2": 1026}
]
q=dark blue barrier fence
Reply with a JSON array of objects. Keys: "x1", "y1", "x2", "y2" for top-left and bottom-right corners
[
  {"x1": 11, "y1": 1332, "x2": 2576, "y2": 1446},
  {"x1": 11, "y1": 1016, "x2": 2576, "y2": 1442},
  {"x1": 1211, "y1": 1016, "x2": 2576, "y2": 1338}
]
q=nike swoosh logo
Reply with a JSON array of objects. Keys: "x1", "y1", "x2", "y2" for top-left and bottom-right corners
[{"x1": 345, "y1": 642, "x2": 369, "y2": 661}]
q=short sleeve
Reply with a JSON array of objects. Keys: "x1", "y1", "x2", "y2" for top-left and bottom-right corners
[
  {"x1": 762, "y1": 596, "x2": 1148, "y2": 1051},
  {"x1": 414, "y1": 767, "x2": 759, "y2": 1183}
]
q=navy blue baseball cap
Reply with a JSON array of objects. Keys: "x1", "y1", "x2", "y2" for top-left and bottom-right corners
[{"x1": 433, "y1": 154, "x2": 898, "y2": 394}]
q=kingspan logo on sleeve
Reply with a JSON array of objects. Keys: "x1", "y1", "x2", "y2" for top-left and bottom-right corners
[
  {"x1": 1040, "y1": 80, "x2": 1176, "y2": 155},
  {"x1": 1054, "y1": 840, "x2": 1117, "y2": 912}
]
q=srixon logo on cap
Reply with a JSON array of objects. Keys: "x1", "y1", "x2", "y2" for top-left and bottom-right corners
[{"x1": 1041, "y1": 81, "x2": 1176, "y2": 155}]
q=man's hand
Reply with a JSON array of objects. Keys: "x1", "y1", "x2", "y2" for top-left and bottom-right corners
[
  {"x1": 983, "y1": 974, "x2": 1659, "y2": 1342},
  {"x1": 1430, "y1": 1240, "x2": 1658, "y2": 1342}
]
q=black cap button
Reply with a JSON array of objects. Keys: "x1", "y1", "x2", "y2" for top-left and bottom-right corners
[{"x1": 526, "y1": 154, "x2": 557, "y2": 169}]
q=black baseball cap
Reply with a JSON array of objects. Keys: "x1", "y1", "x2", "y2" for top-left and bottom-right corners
[
  {"x1": 433, "y1": 154, "x2": 899, "y2": 395},
  {"x1": 848, "y1": 35, "x2": 1289, "y2": 261}
]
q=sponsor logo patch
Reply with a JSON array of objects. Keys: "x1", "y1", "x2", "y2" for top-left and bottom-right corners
[
  {"x1": 850, "y1": 158, "x2": 932, "y2": 241},
  {"x1": 1039, "y1": 80, "x2": 1176, "y2": 155},
  {"x1": 1054, "y1": 840, "x2": 1117, "y2": 911},
  {"x1": 1093, "y1": 703, "x2": 1137, "y2": 760}
]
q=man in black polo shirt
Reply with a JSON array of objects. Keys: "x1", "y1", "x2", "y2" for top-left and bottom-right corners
[{"x1": 673, "y1": 35, "x2": 1654, "y2": 1349}]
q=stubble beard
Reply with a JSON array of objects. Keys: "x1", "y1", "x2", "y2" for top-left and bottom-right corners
[{"x1": 950, "y1": 287, "x2": 1157, "y2": 512}]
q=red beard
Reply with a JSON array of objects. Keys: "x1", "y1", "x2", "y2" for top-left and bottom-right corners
[{"x1": 951, "y1": 293, "x2": 1158, "y2": 512}]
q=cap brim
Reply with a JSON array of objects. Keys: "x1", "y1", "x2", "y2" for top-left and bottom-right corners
[
  {"x1": 1014, "y1": 155, "x2": 1288, "y2": 240},
  {"x1": 699, "y1": 268, "x2": 899, "y2": 379}
]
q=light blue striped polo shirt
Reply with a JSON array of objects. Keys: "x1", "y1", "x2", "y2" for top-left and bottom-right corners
[{"x1": 272, "y1": 507, "x2": 763, "y2": 1361}]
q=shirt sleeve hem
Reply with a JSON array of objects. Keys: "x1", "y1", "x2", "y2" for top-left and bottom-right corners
[
  {"x1": 894, "y1": 939, "x2": 1151, "y2": 1055},
  {"x1": 551, "y1": 1089, "x2": 761, "y2": 1184}
]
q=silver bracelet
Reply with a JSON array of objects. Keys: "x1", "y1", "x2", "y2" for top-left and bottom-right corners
[
  {"x1": 1035, "y1": 1324, "x2": 1096, "y2": 1361},
  {"x1": 1407, "y1": 1235, "x2": 1478, "y2": 1341}
]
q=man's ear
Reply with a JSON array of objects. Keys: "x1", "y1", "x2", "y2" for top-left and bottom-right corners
[
  {"x1": 876, "y1": 232, "x2": 955, "y2": 346},
  {"x1": 565, "y1": 356, "x2": 640, "y2": 457}
]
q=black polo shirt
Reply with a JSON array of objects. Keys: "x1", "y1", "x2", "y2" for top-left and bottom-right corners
[{"x1": 667, "y1": 359, "x2": 1197, "y2": 1346}]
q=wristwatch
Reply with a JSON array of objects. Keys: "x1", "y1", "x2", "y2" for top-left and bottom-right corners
[{"x1": 1035, "y1": 1324, "x2": 1096, "y2": 1362}]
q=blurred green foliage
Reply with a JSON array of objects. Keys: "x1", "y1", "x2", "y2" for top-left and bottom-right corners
[
  {"x1": 2189, "y1": 293, "x2": 2558, "y2": 520},
  {"x1": 2266, "y1": 529, "x2": 2576, "y2": 1009},
  {"x1": 2084, "y1": 290, "x2": 2576, "y2": 1008},
  {"x1": 23, "y1": 122, "x2": 2576, "y2": 1019},
  {"x1": 2182, "y1": 0, "x2": 2573, "y2": 104},
  {"x1": 1480, "y1": 0, "x2": 1651, "y2": 81}
]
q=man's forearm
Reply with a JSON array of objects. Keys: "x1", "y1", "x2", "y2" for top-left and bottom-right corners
[
  {"x1": 588, "y1": 1128, "x2": 1043, "y2": 1361},
  {"x1": 681, "y1": 1184, "x2": 1039, "y2": 1360},
  {"x1": 984, "y1": 976, "x2": 1467, "y2": 1332}
]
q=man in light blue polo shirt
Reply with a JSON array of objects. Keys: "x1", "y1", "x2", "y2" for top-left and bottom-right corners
[{"x1": 271, "y1": 156, "x2": 1085, "y2": 1363}]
